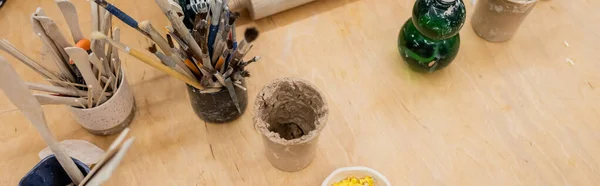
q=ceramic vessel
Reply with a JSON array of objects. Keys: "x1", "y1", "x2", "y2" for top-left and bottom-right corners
[
  {"x1": 186, "y1": 80, "x2": 248, "y2": 123},
  {"x1": 70, "y1": 71, "x2": 135, "y2": 135}
]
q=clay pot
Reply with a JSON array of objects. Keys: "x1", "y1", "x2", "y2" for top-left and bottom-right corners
[
  {"x1": 254, "y1": 78, "x2": 328, "y2": 172},
  {"x1": 186, "y1": 80, "x2": 248, "y2": 123},
  {"x1": 70, "y1": 71, "x2": 135, "y2": 135},
  {"x1": 19, "y1": 155, "x2": 90, "y2": 186},
  {"x1": 471, "y1": 0, "x2": 538, "y2": 42}
]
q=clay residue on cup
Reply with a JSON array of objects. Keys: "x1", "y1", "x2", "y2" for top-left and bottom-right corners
[
  {"x1": 254, "y1": 78, "x2": 328, "y2": 145},
  {"x1": 472, "y1": 0, "x2": 537, "y2": 42}
]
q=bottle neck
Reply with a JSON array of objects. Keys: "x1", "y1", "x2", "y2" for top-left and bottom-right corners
[{"x1": 435, "y1": 0, "x2": 456, "y2": 7}]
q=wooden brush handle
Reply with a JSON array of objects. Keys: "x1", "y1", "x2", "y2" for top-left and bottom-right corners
[
  {"x1": 129, "y1": 50, "x2": 205, "y2": 90},
  {"x1": 229, "y1": 0, "x2": 317, "y2": 19}
]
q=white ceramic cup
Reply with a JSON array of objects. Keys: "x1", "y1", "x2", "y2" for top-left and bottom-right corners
[
  {"x1": 70, "y1": 71, "x2": 135, "y2": 135},
  {"x1": 322, "y1": 166, "x2": 391, "y2": 186}
]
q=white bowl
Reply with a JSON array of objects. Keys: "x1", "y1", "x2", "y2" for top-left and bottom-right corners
[{"x1": 322, "y1": 166, "x2": 391, "y2": 186}]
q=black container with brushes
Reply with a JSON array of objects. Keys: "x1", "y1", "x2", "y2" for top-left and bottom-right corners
[
  {"x1": 185, "y1": 26, "x2": 259, "y2": 123},
  {"x1": 92, "y1": 0, "x2": 260, "y2": 123},
  {"x1": 187, "y1": 81, "x2": 248, "y2": 123}
]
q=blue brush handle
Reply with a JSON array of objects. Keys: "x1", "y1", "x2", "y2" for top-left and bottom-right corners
[
  {"x1": 104, "y1": 4, "x2": 139, "y2": 29},
  {"x1": 207, "y1": 25, "x2": 218, "y2": 56}
]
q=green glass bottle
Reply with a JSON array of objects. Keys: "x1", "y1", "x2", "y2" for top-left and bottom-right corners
[
  {"x1": 398, "y1": 19, "x2": 460, "y2": 73},
  {"x1": 413, "y1": 0, "x2": 466, "y2": 40},
  {"x1": 397, "y1": 0, "x2": 466, "y2": 73}
]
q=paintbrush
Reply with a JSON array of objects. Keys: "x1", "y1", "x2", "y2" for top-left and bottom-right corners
[
  {"x1": 208, "y1": 0, "x2": 223, "y2": 54},
  {"x1": 148, "y1": 44, "x2": 194, "y2": 79},
  {"x1": 139, "y1": 21, "x2": 194, "y2": 77},
  {"x1": 139, "y1": 21, "x2": 173, "y2": 56},
  {"x1": 93, "y1": 0, "x2": 150, "y2": 38},
  {"x1": 78, "y1": 128, "x2": 131, "y2": 186},
  {"x1": 92, "y1": 32, "x2": 205, "y2": 90},
  {"x1": 0, "y1": 56, "x2": 85, "y2": 184},
  {"x1": 232, "y1": 27, "x2": 259, "y2": 64},
  {"x1": 238, "y1": 56, "x2": 260, "y2": 68}
]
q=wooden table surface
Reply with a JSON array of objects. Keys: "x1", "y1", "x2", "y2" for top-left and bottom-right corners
[{"x1": 1, "y1": 0, "x2": 599, "y2": 185}]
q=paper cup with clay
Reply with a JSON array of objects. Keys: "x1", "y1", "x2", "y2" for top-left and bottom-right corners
[
  {"x1": 70, "y1": 70, "x2": 135, "y2": 135},
  {"x1": 254, "y1": 77, "x2": 328, "y2": 172},
  {"x1": 471, "y1": 0, "x2": 538, "y2": 42}
]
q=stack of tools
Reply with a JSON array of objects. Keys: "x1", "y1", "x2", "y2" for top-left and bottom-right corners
[
  {"x1": 92, "y1": 0, "x2": 260, "y2": 112},
  {"x1": 0, "y1": 0, "x2": 123, "y2": 109}
]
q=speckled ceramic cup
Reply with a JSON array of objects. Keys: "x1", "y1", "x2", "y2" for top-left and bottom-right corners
[{"x1": 70, "y1": 71, "x2": 135, "y2": 135}]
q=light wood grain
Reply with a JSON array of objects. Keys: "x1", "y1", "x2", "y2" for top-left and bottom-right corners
[{"x1": 1, "y1": 0, "x2": 599, "y2": 185}]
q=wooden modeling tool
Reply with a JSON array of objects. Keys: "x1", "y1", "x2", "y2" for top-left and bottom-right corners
[
  {"x1": 224, "y1": 78, "x2": 241, "y2": 113},
  {"x1": 46, "y1": 78, "x2": 88, "y2": 88},
  {"x1": 92, "y1": 32, "x2": 205, "y2": 90},
  {"x1": 65, "y1": 47, "x2": 103, "y2": 97},
  {"x1": 88, "y1": 53, "x2": 105, "y2": 75},
  {"x1": 90, "y1": 40, "x2": 115, "y2": 79},
  {"x1": 100, "y1": 11, "x2": 112, "y2": 36},
  {"x1": 91, "y1": 0, "x2": 100, "y2": 32},
  {"x1": 31, "y1": 9, "x2": 76, "y2": 82},
  {"x1": 111, "y1": 27, "x2": 122, "y2": 89},
  {"x1": 34, "y1": 94, "x2": 88, "y2": 107},
  {"x1": 39, "y1": 140, "x2": 106, "y2": 166},
  {"x1": 33, "y1": 13, "x2": 74, "y2": 63},
  {"x1": 98, "y1": 10, "x2": 112, "y2": 57},
  {"x1": 228, "y1": 0, "x2": 316, "y2": 19},
  {"x1": 0, "y1": 56, "x2": 85, "y2": 184},
  {"x1": 79, "y1": 128, "x2": 133, "y2": 186},
  {"x1": 0, "y1": 39, "x2": 63, "y2": 81},
  {"x1": 95, "y1": 76, "x2": 113, "y2": 106},
  {"x1": 56, "y1": 0, "x2": 84, "y2": 43},
  {"x1": 84, "y1": 138, "x2": 134, "y2": 186},
  {"x1": 26, "y1": 82, "x2": 92, "y2": 97}
]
